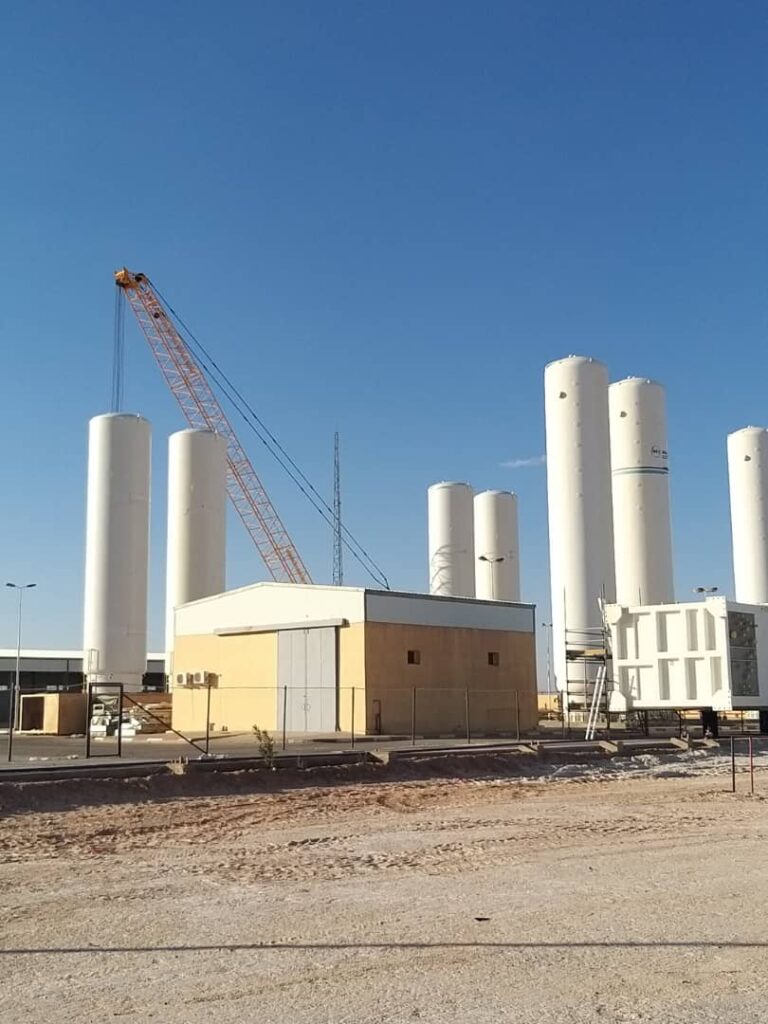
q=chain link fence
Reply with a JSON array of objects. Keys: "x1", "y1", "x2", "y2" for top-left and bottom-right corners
[{"x1": 168, "y1": 683, "x2": 534, "y2": 752}]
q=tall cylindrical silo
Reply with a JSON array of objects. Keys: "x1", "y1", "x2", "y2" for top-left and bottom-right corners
[
  {"x1": 428, "y1": 482, "x2": 475, "y2": 597},
  {"x1": 473, "y1": 490, "x2": 521, "y2": 601},
  {"x1": 727, "y1": 427, "x2": 768, "y2": 604},
  {"x1": 82, "y1": 413, "x2": 151, "y2": 692},
  {"x1": 609, "y1": 378, "x2": 674, "y2": 606},
  {"x1": 165, "y1": 429, "x2": 228, "y2": 673},
  {"x1": 544, "y1": 356, "x2": 615, "y2": 699}
]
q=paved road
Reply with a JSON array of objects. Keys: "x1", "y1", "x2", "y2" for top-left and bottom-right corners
[
  {"x1": 0, "y1": 731, "x2": 528, "y2": 768},
  {"x1": 0, "y1": 729, "x2": 756, "y2": 772}
]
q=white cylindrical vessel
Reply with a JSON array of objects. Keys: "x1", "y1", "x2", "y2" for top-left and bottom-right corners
[
  {"x1": 544, "y1": 356, "x2": 615, "y2": 699},
  {"x1": 727, "y1": 427, "x2": 768, "y2": 604},
  {"x1": 83, "y1": 414, "x2": 151, "y2": 692},
  {"x1": 428, "y1": 482, "x2": 475, "y2": 597},
  {"x1": 609, "y1": 378, "x2": 674, "y2": 606},
  {"x1": 165, "y1": 429, "x2": 228, "y2": 674},
  {"x1": 473, "y1": 490, "x2": 520, "y2": 601}
]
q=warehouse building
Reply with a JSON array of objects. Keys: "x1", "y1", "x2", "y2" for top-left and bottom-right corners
[
  {"x1": 170, "y1": 583, "x2": 537, "y2": 737},
  {"x1": 0, "y1": 650, "x2": 165, "y2": 728}
]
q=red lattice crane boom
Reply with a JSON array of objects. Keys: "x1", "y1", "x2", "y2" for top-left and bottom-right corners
[{"x1": 115, "y1": 267, "x2": 312, "y2": 585}]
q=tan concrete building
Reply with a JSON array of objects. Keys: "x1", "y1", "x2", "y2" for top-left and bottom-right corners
[{"x1": 170, "y1": 583, "x2": 537, "y2": 737}]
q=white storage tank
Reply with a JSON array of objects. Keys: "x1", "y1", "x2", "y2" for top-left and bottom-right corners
[
  {"x1": 609, "y1": 378, "x2": 674, "y2": 606},
  {"x1": 428, "y1": 482, "x2": 475, "y2": 597},
  {"x1": 82, "y1": 413, "x2": 151, "y2": 692},
  {"x1": 473, "y1": 490, "x2": 520, "y2": 601},
  {"x1": 165, "y1": 429, "x2": 227, "y2": 674},
  {"x1": 544, "y1": 356, "x2": 615, "y2": 698},
  {"x1": 727, "y1": 427, "x2": 768, "y2": 604}
]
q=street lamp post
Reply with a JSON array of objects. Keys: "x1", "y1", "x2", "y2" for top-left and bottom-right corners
[
  {"x1": 6, "y1": 582, "x2": 36, "y2": 762},
  {"x1": 541, "y1": 621, "x2": 554, "y2": 699},
  {"x1": 478, "y1": 554, "x2": 505, "y2": 601}
]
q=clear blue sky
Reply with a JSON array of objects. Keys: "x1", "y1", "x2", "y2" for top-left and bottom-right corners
[{"x1": 1, "y1": 1, "x2": 767, "y2": 657}]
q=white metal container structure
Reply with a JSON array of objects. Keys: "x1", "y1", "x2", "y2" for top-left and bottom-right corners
[
  {"x1": 427, "y1": 482, "x2": 475, "y2": 597},
  {"x1": 544, "y1": 356, "x2": 615, "y2": 699},
  {"x1": 165, "y1": 429, "x2": 227, "y2": 674},
  {"x1": 609, "y1": 378, "x2": 674, "y2": 606},
  {"x1": 605, "y1": 597, "x2": 768, "y2": 710},
  {"x1": 473, "y1": 490, "x2": 521, "y2": 601},
  {"x1": 82, "y1": 414, "x2": 151, "y2": 692},
  {"x1": 727, "y1": 427, "x2": 768, "y2": 604}
]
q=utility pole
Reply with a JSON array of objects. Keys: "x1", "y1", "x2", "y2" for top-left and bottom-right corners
[{"x1": 333, "y1": 431, "x2": 343, "y2": 586}]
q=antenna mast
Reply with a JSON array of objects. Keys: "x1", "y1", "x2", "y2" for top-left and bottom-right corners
[{"x1": 333, "y1": 431, "x2": 343, "y2": 585}]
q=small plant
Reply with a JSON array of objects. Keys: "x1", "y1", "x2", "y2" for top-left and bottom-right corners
[
  {"x1": 252, "y1": 725, "x2": 276, "y2": 767},
  {"x1": 166, "y1": 758, "x2": 187, "y2": 776}
]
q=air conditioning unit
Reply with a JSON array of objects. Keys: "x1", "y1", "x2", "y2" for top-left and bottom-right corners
[
  {"x1": 174, "y1": 672, "x2": 194, "y2": 688},
  {"x1": 191, "y1": 670, "x2": 217, "y2": 687}
]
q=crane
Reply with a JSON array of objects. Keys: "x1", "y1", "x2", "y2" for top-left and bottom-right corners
[{"x1": 114, "y1": 267, "x2": 312, "y2": 585}]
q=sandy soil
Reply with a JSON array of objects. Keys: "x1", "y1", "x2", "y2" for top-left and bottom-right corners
[{"x1": 1, "y1": 752, "x2": 767, "y2": 1023}]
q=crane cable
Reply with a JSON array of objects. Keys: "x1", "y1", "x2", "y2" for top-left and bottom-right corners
[{"x1": 149, "y1": 281, "x2": 391, "y2": 590}]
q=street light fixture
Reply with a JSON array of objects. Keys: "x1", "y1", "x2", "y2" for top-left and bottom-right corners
[
  {"x1": 693, "y1": 586, "x2": 718, "y2": 596},
  {"x1": 6, "y1": 582, "x2": 36, "y2": 762},
  {"x1": 478, "y1": 554, "x2": 504, "y2": 601}
]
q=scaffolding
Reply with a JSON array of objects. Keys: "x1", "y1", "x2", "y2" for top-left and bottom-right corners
[{"x1": 562, "y1": 608, "x2": 613, "y2": 737}]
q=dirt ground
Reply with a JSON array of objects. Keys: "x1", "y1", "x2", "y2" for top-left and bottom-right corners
[{"x1": 1, "y1": 753, "x2": 767, "y2": 1023}]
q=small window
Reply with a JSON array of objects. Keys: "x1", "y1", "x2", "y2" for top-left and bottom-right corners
[
  {"x1": 407, "y1": 650, "x2": 421, "y2": 665},
  {"x1": 488, "y1": 652, "x2": 500, "y2": 667}
]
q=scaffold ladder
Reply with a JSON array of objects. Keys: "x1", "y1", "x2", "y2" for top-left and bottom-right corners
[{"x1": 585, "y1": 664, "x2": 607, "y2": 741}]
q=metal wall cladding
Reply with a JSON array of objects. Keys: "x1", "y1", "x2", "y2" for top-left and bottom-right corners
[
  {"x1": 473, "y1": 490, "x2": 521, "y2": 601},
  {"x1": 609, "y1": 378, "x2": 674, "y2": 606},
  {"x1": 82, "y1": 414, "x2": 151, "y2": 692},
  {"x1": 544, "y1": 356, "x2": 615, "y2": 695},
  {"x1": 727, "y1": 427, "x2": 768, "y2": 605},
  {"x1": 427, "y1": 482, "x2": 475, "y2": 598},
  {"x1": 165, "y1": 429, "x2": 227, "y2": 670}
]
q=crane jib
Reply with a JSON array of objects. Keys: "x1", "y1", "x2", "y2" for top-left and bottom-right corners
[{"x1": 114, "y1": 267, "x2": 313, "y2": 585}]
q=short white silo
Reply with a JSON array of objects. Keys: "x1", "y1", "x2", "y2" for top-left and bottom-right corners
[
  {"x1": 609, "y1": 378, "x2": 674, "y2": 606},
  {"x1": 165, "y1": 429, "x2": 227, "y2": 674},
  {"x1": 727, "y1": 427, "x2": 768, "y2": 604},
  {"x1": 544, "y1": 356, "x2": 615, "y2": 699},
  {"x1": 82, "y1": 413, "x2": 151, "y2": 692},
  {"x1": 473, "y1": 490, "x2": 520, "y2": 601},
  {"x1": 428, "y1": 482, "x2": 475, "y2": 597}
]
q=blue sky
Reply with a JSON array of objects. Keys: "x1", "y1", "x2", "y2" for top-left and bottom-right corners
[{"x1": 1, "y1": 1, "x2": 767, "y2": 657}]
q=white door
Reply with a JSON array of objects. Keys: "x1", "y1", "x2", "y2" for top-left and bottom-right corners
[{"x1": 277, "y1": 627, "x2": 337, "y2": 732}]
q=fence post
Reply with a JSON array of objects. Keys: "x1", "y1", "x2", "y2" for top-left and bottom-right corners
[
  {"x1": 282, "y1": 686, "x2": 288, "y2": 751},
  {"x1": 85, "y1": 685, "x2": 92, "y2": 759},
  {"x1": 411, "y1": 688, "x2": 416, "y2": 746},
  {"x1": 117, "y1": 685, "x2": 123, "y2": 759},
  {"x1": 750, "y1": 736, "x2": 754, "y2": 795},
  {"x1": 205, "y1": 681, "x2": 212, "y2": 755},
  {"x1": 351, "y1": 687, "x2": 356, "y2": 749},
  {"x1": 515, "y1": 690, "x2": 520, "y2": 741},
  {"x1": 7, "y1": 675, "x2": 17, "y2": 763},
  {"x1": 465, "y1": 689, "x2": 471, "y2": 745},
  {"x1": 731, "y1": 736, "x2": 736, "y2": 793}
]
